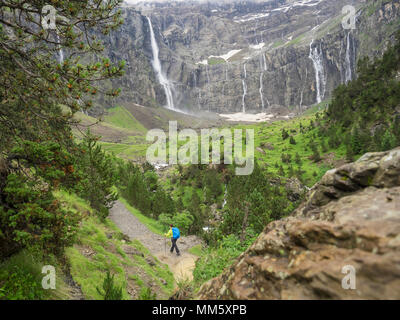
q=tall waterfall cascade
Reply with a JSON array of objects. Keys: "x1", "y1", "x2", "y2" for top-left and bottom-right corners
[
  {"x1": 242, "y1": 64, "x2": 247, "y2": 113},
  {"x1": 345, "y1": 31, "x2": 353, "y2": 83},
  {"x1": 206, "y1": 65, "x2": 211, "y2": 89},
  {"x1": 259, "y1": 53, "x2": 270, "y2": 111},
  {"x1": 242, "y1": 80, "x2": 247, "y2": 113},
  {"x1": 263, "y1": 53, "x2": 267, "y2": 72},
  {"x1": 259, "y1": 73, "x2": 265, "y2": 111},
  {"x1": 259, "y1": 56, "x2": 265, "y2": 111},
  {"x1": 309, "y1": 39, "x2": 326, "y2": 104},
  {"x1": 56, "y1": 34, "x2": 64, "y2": 64},
  {"x1": 222, "y1": 184, "x2": 227, "y2": 209},
  {"x1": 299, "y1": 68, "x2": 308, "y2": 110},
  {"x1": 193, "y1": 71, "x2": 201, "y2": 110},
  {"x1": 147, "y1": 17, "x2": 175, "y2": 110}
]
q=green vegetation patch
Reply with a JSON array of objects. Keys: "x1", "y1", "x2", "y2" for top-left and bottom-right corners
[
  {"x1": 65, "y1": 216, "x2": 174, "y2": 300},
  {"x1": 0, "y1": 249, "x2": 69, "y2": 300},
  {"x1": 208, "y1": 57, "x2": 226, "y2": 65},
  {"x1": 104, "y1": 106, "x2": 147, "y2": 133}
]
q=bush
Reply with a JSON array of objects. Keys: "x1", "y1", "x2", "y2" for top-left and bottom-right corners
[
  {"x1": 0, "y1": 249, "x2": 55, "y2": 300},
  {"x1": 193, "y1": 235, "x2": 254, "y2": 285},
  {"x1": 0, "y1": 173, "x2": 80, "y2": 258},
  {"x1": 281, "y1": 129, "x2": 289, "y2": 140},
  {"x1": 0, "y1": 269, "x2": 45, "y2": 300},
  {"x1": 158, "y1": 212, "x2": 194, "y2": 234},
  {"x1": 96, "y1": 271, "x2": 123, "y2": 300},
  {"x1": 381, "y1": 130, "x2": 397, "y2": 151},
  {"x1": 138, "y1": 287, "x2": 157, "y2": 300}
]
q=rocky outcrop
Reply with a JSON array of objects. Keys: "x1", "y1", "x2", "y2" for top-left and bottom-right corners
[
  {"x1": 96, "y1": 9, "x2": 165, "y2": 109},
  {"x1": 197, "y1": 147, "x2": 400, "y2": 300}
]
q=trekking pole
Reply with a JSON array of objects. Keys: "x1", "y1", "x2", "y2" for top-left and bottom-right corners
[{"x1": 164, "y1": 237, "x2": 166, "y2": 256}]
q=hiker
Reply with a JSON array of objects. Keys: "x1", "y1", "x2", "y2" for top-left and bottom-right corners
[{"x1": 164, "y1": 224, "x2": 181, "y2": 256}]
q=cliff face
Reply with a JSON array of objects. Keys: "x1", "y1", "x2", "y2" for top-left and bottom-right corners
[
  {"x1": 98, "y1": 9, "x2": 164, "y2": 109},
  {"x1": 103, "y1": 0, "x2": 399, "y2": 114},
  {"x1": 196, "y1": 147, "x2": 400, "y2": 300}
]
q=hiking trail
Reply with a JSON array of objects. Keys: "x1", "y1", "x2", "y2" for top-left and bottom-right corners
[{"x1": 109, "y1": 201, "x2": 201, "y2": 282}]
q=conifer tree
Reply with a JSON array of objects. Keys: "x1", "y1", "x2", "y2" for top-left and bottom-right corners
[{"x1": 0, "y1": 1, "x2": 125, "y2": 257}]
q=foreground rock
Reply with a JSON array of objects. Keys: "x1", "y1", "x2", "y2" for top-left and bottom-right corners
[{"x1": 197, "y1": 148, "x2": 400, "y2": 300}]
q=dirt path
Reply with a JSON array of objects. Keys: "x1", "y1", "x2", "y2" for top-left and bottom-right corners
[{"x1": 109, "y1": 201, "x2": 201, "y2": 282}]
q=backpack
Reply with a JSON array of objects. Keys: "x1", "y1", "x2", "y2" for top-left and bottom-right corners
[{"x1": 172, "y1": 227, "x2": 180, "y2": 239}]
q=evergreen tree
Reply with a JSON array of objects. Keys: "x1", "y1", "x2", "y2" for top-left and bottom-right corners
[
  {"x1": 381, "y1": 130, "x2": 396, "y2": 151},
  {"x1": 77, "y1": 132, "x2": 118, "y2": 219},
  {"x1": 0, "y1": 1, "x2": 124, "y2": 257},
  {"x1": 281, "y1": 129, "x2": 289, "y2": 140},
  {"x1": 188, "y1": 191, "x2": 204, "y2": 234},
  {"x1": 325, "y1": 30, "x2": 400, "y2": 154},
  {"x1": 97, "y1": 271, "x2": 123, "y2": 300}
]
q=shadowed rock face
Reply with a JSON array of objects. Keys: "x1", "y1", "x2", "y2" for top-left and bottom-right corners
[
  {"x1": 106, "y1": 0, "x2": 400, "y2": 114},
  {"x1": 196, "y1": 148, "x2": 400, "y2": 300}
]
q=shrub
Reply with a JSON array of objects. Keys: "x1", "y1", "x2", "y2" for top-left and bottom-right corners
[
  {"x1": 96, "y1": 271, "x2": 123, "y2": 300},
  {"x1": 0, "y1": 173, "x2": 80, "y2": 258},
  {"x1": 0, "y1": 249, "x2": 55, "y2": 300},
  {"x1": 158, "y1": 212, "x2": 194, "y2": 234},
  {"x1": 138, "y1": 287, "x2": 157, "y2": 300},
  {"x1": 281, "y1": 129, "x2": 289, "y2": 140},
  {"x1": 193, "y1": 235, "x2": 254, "y2": 285}
]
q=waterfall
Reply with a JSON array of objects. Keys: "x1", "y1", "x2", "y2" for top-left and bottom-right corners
[
  {"x1": 263, "y1": 53, "x2": 267, "y2": 71},
  {"x1": 206, "y1": 65, "x2": 210, "y2": 86},
  {"x1": 193, "y1": 70, "x2": 197, "y2": 89},
  {"x1": 242, "y1": 80, "x2": 247, "y2": 113},
  {"x1": 299, "y1": 68, "x2": 308, "y2": 112},
  {"x1": 198, "y1": 90, "x2": 201, "y2": 110},
  {"x1": 242, "y1": 64, "x2": 247, "y2": 113},
  {"x1": 345, "y1": 31, "x2": 353, "y2": 83},
  {"x1": 205, "y1": 64, "x2": 211, "y2": 95},
  {"x1": 259, "y1": 73, "x2": 265, "y2": 111},
  {"x1": 351, "y1": 35, "x2": 356, "y2": 78},
  {"x1": 259, "y1": 57, "x2": 265, "y2": 111},
  {"x1": 222, "y1": 184, "x2": 227, "y2": 209},
  {"x1": 56, "y1": 34, "x2": 64, "y2": 64},
  {"x1": 147, "y1": 17, "x2": 175, "y2": 110},
  {"x1": 339, "y1": 38, "x2": 344, "y2": 83},
  {"x1": 193, "y1": 71, "x2": 201, "y2": 110},
  {"x1": 259, "y1": 54, "x2": 270, "y2": 109},
  {"x1": 309, "y1": 39, "x2": 326, "y2": 104}
]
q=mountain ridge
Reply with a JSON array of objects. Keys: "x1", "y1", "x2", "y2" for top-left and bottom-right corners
[{"x1": 98, "y1": 0, "x2": 399, "y2": 114}]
